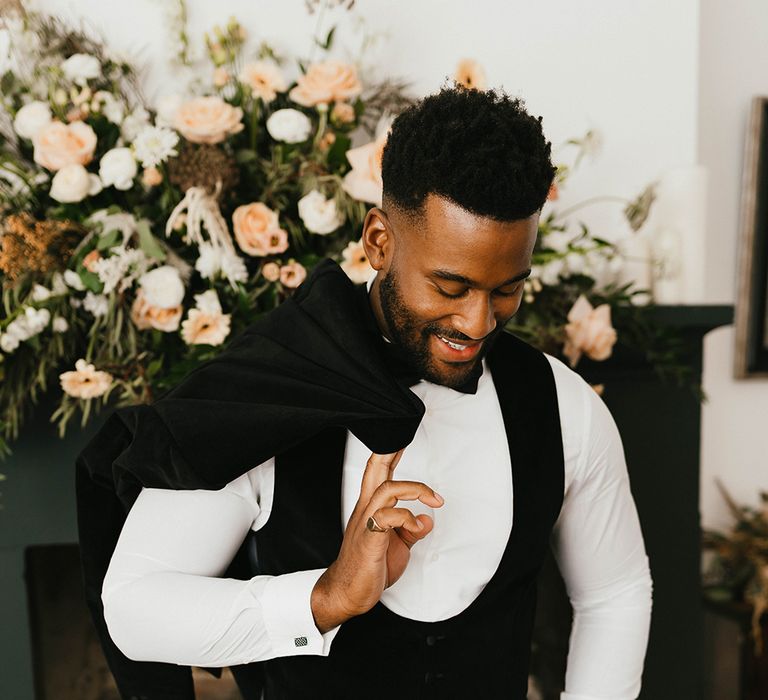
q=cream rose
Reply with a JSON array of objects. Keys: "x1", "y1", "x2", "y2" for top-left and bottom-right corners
[
  {"x1": 298, "y1": 190, "x2": 344, "y2": 234},
  {"x1": 265, "y1": 108, "x2": 312, "y2": 144},
  {"x1": 173, "y1": 96, "x2": 244, "y2": 144},
  {"x1": 339, "y1": 239, "x2": 373, "y2": 284},
  {"x1": 341, "y1": 132, "x2": 387, "y2": 206},
  {"x1": 61, "y1": 53, "x2": 101, "y2": 86},
  {"x1": 99, "y1": 147, "x2": 137, "y2": 190},
  {"x1": 13, "y1": 101, "x2": 52, "y2": 139},
  {"x1": 239, "y1": 61, "x2": 286, "y2": 103},
  {"x1": 50, "y1": 164, "x2": 93, "y2": 203},
  {"x1": 181, "y1": 307, "x2": 231, "y2": 346},
  {"x1": 33, "y1": 120, "x2": 97, "y2": 171},
  {"x1": 137, "y1": 265, "x2": 185, "y2": 309},
  {"x1": 59, "y1": 359, "x2": 113, "y2": 399},
  {"x1": 289, "y1": 60, "x2": 362, "y2": 107},
  {"x1": 130, "y1": 289, "x2": 182, "y2": 332},
  {"x1": 562, "y1": 295, "x2": 618, "y2": 367},
  {"x1": 232, "y1": 202, "x2": 289, "y2": 257}
]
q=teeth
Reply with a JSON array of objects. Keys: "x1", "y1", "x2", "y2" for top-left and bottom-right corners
[{"x1": 438, "y1": 335, "x2": 468, "y2": 351}]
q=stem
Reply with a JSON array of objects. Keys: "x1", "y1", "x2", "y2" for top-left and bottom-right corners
[
  {"x1": 553, "y1": 195, "x2": 627, "y2": 220},
  {"x1": 250, "y1": 98, "x2": 261, "y2": 151},
  {"x1": 313, "y1": 105, "x2": 328, "y2": 149}
]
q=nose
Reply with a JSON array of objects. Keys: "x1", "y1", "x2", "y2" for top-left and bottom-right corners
[{"x1": 453, "y1": 291, "x2": 497, "y2": 341}]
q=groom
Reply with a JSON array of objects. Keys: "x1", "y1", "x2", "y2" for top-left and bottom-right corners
[{"x1": 80, "y1": 86, "x2": 652, "y2": 700}]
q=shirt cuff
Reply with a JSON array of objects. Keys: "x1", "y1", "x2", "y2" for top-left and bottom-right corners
[{"x1": 259, "y1": 568, "x2": 340, "y2": 657}]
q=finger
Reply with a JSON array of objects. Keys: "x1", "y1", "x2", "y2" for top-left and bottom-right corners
[
  {"x1": 359, "y1": 449, "x2": 405, "y2": 503},
  {"x1": 396, "y1": 513, "x2": 435, "y2": 549},
  {"x1": 367, "y1": 507, "x2": 425, "y2": 536},
  {"x1": 368, "y1": 479, "x2": 444, "y2": 511}
]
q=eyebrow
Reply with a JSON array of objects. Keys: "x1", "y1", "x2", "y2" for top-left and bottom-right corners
[{"x1": 431, "y1": 268, "x2": 532, "y2": 288}]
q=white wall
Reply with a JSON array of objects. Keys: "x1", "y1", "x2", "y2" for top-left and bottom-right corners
[
  {"x1": 28, "y1": 0, "x2": 764, "y2": 525},
  {"x1": 698, "y1": 0, "x2": 768, "y2": 529}
]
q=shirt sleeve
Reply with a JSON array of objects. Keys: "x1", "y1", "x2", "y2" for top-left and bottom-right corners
[
  {"x1": 548, "y1": 359, "x2": 653, "y2": 700},
  {"x1": 101, "y1": 458, "x2": 340, "y2": 667}
]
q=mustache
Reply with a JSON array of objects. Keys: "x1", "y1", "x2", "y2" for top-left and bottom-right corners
[{"x1": 423, "y1": 323, "x2": 504, "y2": 343}]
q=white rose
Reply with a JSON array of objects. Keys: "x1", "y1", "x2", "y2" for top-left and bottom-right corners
[
  {"x1": 99, "y1": 148, "x2": 137, "y2": 190},
  {"x1": 138, "y1": 265, "x2": 185, "y2": 309},
  {"x1": 13, "y1": 101, "x2": 52, "y2": 139},
  {"x1": 266, "y1": 108, "x2": 312, "y2": 144},
  {"x1": 50, "y1": 164, "x2": 91, "y2": 203},
  {"x1": 61, "y1": 53, "x2": 101, "y2": 86},
  {"x1": 298, "y1": 190, "x2": 344, "y2": 235},
  {"x1": 155, "y1": 94, "x2": 183, "y2": 128}
]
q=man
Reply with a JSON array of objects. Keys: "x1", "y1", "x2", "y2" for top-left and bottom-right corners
[{"x1": 92, "y1": 87, "x2": 652, "y2": 699}]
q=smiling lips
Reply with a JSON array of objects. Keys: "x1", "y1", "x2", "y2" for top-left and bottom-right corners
[{"x1": 433, "y1": 333, "x2": 483, "y2": 362}]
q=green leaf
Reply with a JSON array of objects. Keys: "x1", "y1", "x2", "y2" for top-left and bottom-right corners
[
  {"x1": 326, "y1": 133, "x2": 352, "y2": 170},
  {"x1": 136, "y1": 221, "x2": 167, "y2": 262},
  {"x1": 235, "y1": 149, "x2": 258, "y2": 164},
  {"x1": 315, "y1": 26, "x2": 336, "y2": 51},
  {"x1": 81, "y1": 270, "x2": 102, "y2": 293},
  {"x1": 97, "y1": 229, "x2": 120, "y2": 250},
  {"x1": 1, "y1": 71, "x2": 15, "y2": 96}
]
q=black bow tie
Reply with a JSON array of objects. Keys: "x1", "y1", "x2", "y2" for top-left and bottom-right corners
[{"x1": 354, "y1": 283, "x2": 483, "y2": 395}]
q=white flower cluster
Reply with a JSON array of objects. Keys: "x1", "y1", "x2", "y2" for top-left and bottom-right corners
[
  {"x1": 195, "y1": 242, "x2": 248, "y2": 283},
  {"x1": 92, "y1": 247, "x2": 150, "y2": 295},
  {"x1": 0, "y1": 307, "x2": 51, "y2": 353}
]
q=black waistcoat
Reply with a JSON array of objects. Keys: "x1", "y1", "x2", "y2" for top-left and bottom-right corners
[{"x1": 248, "y1": 331, "x2": 565, "y2": 700}]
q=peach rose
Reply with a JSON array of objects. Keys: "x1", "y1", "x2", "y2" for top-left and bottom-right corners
[
  {"x1": 181, "y1": 307, "x2": 231, "y2": 346},
  {"x1": 33, "y1": 120, "x2": 97, "y2": 171},
  {"x1": 331, "y1": 101, "x2": 355, "y2": 124},
  {"x1": 232, "y1": 202, "x2": 289, "y2": 257},
  {"x1": 142, "y1": 167, "x2": 163, "y2": 187},
  {"x1": 289, "y1": 60, "x2": 362, "y2": 107},
  {"x1": 173, "y1": 96, "x2": 244, "y2": 144},
  {"x1": 262, "y1": 261, "x2": 281, "y2": 282},
  {"x1": 454, "y1": 58, "x2": 487, "y2": 90},
  {"x1": 562, "y1": 295, "x2": 618, "y2": 367},
  {"x1": 279, "y1": 261, "x2": 307, "y2": 288},
  {"x1": 59, "y1": 359, "x2": 113, "y2": 399},
  {"x1": 239, "y1": 61, "x2": 286, "y2": 103},
  {"x1": 130, "y1": 289, "x2": 182, "y2": 333},
  {"x1": 342, "y1": 132, "x2": 387, "y2": 206}
]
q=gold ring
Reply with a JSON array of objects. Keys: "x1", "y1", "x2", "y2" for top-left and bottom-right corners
[{"x1": 366, "y1": 515, "x2": 388, "y2": 533}]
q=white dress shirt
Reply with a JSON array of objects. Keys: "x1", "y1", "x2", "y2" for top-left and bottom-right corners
[{"x1": 102, "y1": 353, "x2": 652, "y2": 700}]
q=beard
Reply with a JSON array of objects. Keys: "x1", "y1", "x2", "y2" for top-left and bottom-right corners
[{"x1": 377, "y1": 267, "x2": 506, "y2": 390}]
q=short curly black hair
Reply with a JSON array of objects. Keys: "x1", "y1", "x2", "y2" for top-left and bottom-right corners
[{"x1": 381, "y1": 86, "x2": 555, "y2": 221}]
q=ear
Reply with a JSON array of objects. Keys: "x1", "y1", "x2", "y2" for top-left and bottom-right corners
[{"x1": 361, "y1": 208, "x2": 391, "y2": 272}]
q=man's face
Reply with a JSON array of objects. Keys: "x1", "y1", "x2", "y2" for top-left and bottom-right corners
[{"x1": 366, "y1": 194, "x2": 539, "y2": 390}]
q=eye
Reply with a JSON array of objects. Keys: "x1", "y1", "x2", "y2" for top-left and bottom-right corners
[
  {"x1": 435, "y1": 286, "x2": 468, "y2": 299},
  {"x1": 493, "y1": 284, "x2": 522, "y2": 298}
]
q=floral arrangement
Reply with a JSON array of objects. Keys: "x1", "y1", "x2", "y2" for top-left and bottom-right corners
[
  {"x1": 703, "y1": 481, "x2": 768, "y2": 655},
  {"x1": 0, "y1": 3, "x2": 671, "y2": 460}
]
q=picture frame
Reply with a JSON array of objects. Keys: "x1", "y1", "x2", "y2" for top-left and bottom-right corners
[{"x1": 734, "y1": 96, "x2": 768, "y2": 378}]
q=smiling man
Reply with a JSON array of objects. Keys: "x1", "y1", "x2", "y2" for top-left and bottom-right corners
[{"x1": 94, "y1": 88, "x2": 652, "y2": 700}]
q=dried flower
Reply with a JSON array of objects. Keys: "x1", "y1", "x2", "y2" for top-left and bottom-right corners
[
  {"x1": 167, "y1": 142, "x2": 239, "y2": 198},
  {"x1": 624, "y1": 183, "x2": 657, "y2": 232}
]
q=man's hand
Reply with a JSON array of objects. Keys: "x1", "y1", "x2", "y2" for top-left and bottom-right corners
[{"x1": 310, "y1": 450, "x2": 443, "y2": 633}]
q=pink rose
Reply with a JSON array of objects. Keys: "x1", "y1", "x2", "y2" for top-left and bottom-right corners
[
  {"x1": 232, "y1": 202, "x2": 289, "y2": 257},
  {"x1": 289, "y1": 60, "x2": 362, "y2": 107},
  {"x1": 33, "y1": 120, "x2": 97, "y2": 171},
  {"x1": 173, "y1": 96, "x2": 244, "y2": 144},
  {"x1": 563, "y1": 295, "x2": 618, "y2": 367},
  {"x1": 279, "y1": 261, "x2": 307, "y2": 288}
]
